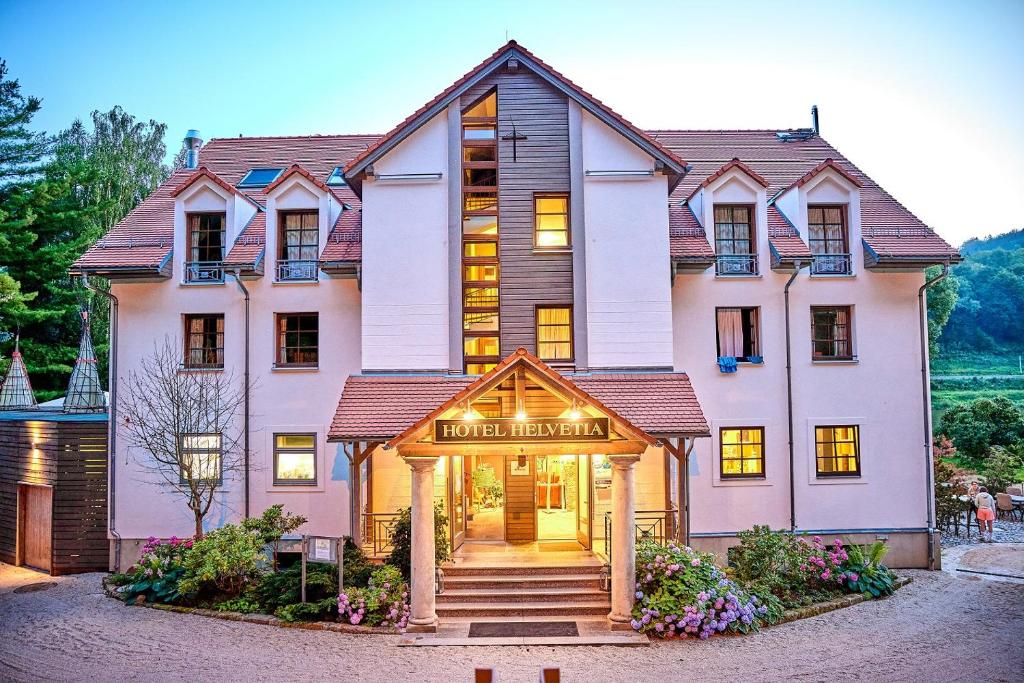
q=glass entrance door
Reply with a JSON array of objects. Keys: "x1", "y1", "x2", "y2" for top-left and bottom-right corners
[
  {"x1": 466, "y1": 454, "x2": 505, "y2": 541},
  {"x1": 576, "y1": 454, "x2": 591, "y2": 548},
  {"x1": 450, "y1": 455, "x2": 465, "y2": 552},
  {"x1": 536, "y1": 455, "x2": 578, "y2": 541}
]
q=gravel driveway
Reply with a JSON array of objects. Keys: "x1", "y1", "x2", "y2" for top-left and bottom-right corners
[{"x1": 1, "y1": 563, "x2": 1022, "y2": 683}]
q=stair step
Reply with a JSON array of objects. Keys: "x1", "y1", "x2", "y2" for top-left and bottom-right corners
[
  {"x1": 444, "y1": 574, "x2": 605, "y2": 590},
  {"x1": 436, "y1": 601, "x2": 611, "y2": 618},
  {"x1": 438, "y1": 587, "x2": 609, "y2": 604},
  {"x1": 442, "y1": 564, "x2": 604, "y2": 577}
]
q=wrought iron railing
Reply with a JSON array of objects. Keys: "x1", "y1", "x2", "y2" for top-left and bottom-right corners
[
  {"x1": 811, "y1": 253, "x2": 852, "y2": 275},
  {"x1": 715, "y1": 254, "x2": 758, "y2": 276},
  {"x1": 601, "y1": 508, "x2": 677, "y2": 566},
  {"x1": 361, "y1": 512, "x2": 401, "y2": 557},
  {"x1": 276, "y1": 259, "x2": 318, "y2": 282},
  {"x1": 184, "y1": 261, "x2": 225, "y2": 283}
]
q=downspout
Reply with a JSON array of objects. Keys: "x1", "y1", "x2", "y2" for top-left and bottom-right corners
[
  {"x1": 229, "y1": 269, "x2": 251, "y2": 519},
  {"x1": 784, "y1": 261, "x2": 806, "y2": 532},
  {"x1": 82, "y1": 275, "x2": 121, "y2": 571},
  {"x1": 919, "y1": 263, "x2": 949, "y2": 570}
]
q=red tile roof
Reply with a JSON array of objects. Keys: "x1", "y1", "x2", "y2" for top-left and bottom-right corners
[
  {"x1": 223, "y1": 211, "x2": 266, "y2": 271},
  {"x1": 263, "y1": 163, "x2": 333, "y2": 195},
  {"x1": 320, "y1": 207, "x2": 362, "y2": 264},
  {"x1": 650, "y1": 130, "x2": 959, "y2": 263},
  {"x1": 767, "y1": 205, "x2": 812, "y2": 261},
  {"x1": 669, "y1": 202, "x2": 713, "y2": 261},
  {"x1": 686, "y1": 158, "x2": 769, "y2": 201},
  {"x1": 789, "y1": 158, "x2": 863, "y2": 190},
  {"x1": 343, "y1": 41, "x2": 687, "y2": 188},
  {"x1": 171, "y1": 166, "x2": 249, "y2": 200}
]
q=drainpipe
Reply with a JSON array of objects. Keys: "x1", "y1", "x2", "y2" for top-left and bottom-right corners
[
  {"x1": 919, "y1": 263, "x2": 949, "y2": 570},
  {"x1": 229, "y1": 269, "x2": 251, "y2": 519},
  {"x1": 82, "y1": 275, "x2": 122, "y2": 571},
  {"x1": 784, "y1": 261, "x2": 806, "y2": 532}
]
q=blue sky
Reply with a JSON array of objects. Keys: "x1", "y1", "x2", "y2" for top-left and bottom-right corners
[{"x1": 2, "y1": 0, "x2": 1021, "y2": 245}]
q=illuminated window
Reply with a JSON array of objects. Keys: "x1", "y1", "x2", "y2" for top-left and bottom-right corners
[
  {"x1": 534, "y1": 194, "x2": 570, "y2": 248},
  {"x1": 274, "y1": 433, "x2": 316, "y2": 485},
  {"x1": 464, "y1": 242, "x2": 497, "y2": 258},
  {"x1": 716, "y1": 307, "x2": 760, "y2": 362},
  {"x1": 465, "y1": 363, "x2": 497, "y2": 375},
  {"x1": 464, "y1": 264, "x2": 499, "y2": 282},
  {"x1": 720, "y1": 428, "x2": 764, "y2": 478},
  {"x1": 465, "y1": 336, "x2": 500, "y2": 358},
  {"x1": 811, "y1": 306, "x2": 854, "y2": 360},
  {"x1": 463, "y1": 216, "x2": 498, "y2": 235},
  {"x1": 536, "y1": 306, "x2": 573, "y2": 360},
  {"x1": 815, "y1": 426, "x2": 861, "y2": 477},
  {"x1": 179, "y1": 434, "x2": 222, "y2": 483},
  {"x1": 184, "y1": 314, "x2": 224, "y2": 369},
  {"x1": 276, "y1": 313, "x2": 318, "y2": 367},
  {"x1": 464, "y1": 312, "x2": 499, "y2": 332}
]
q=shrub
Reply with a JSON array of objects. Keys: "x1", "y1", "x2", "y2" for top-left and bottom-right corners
[
  {"x1": 939, "y1": 397, "x2": 1024, "y2": 460},
  {"x1": 116, "y1": 537, "x2": 191, "y2": 604},
  {"x1": 337, "y1": 564, "x2": 410, "y2": 630},
  {"x1": 387, "y1": 502, "x2": 449, "y2": 581},
  {"x1": 214, "y1": 596, "x2": 262, "y2": 613},
  {"x1": 983, "y1": 444, "x2": 1024, "y2": 494},
  {"x1": 842, "y1": 541, "x2": 897, "y2": 598},
  {"x1": 277, "y1": 598, "x2": 338, "y2": 623},
  {"x1": 632, "y1": 540, "x2": 770, "y2": 639}
]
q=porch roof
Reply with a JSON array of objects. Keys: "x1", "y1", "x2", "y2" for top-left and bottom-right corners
[{"x1": 328, "y1": 366, "x2": 709, "y2": 442}]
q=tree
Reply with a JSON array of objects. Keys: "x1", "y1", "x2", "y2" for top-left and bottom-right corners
[
  {"x1": 120, "y1": 337, "x2": 249, "y2": 537},
  {"x1": 925, "y1": 265, "x2": 958, "y2": 357},
  {"x1": 983, "y1": 444, "x2": 1024, "y2": 494},
  {"x1": 938, "y1": 397, "x2": 1024, "y2": 460},
  {"x1": 0, "y1": 59, "x2": 47, "y2": 185},
  {"x1": 0, "y1": 270, "x2": 32, "y2": 345}
]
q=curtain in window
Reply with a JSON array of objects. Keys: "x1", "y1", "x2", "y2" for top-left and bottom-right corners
[
  {"x1": 832, "y1": 308, "x2": 848, "y2": 357},
  {"x1": 717, "y1": 308, "x2": 744, "y2": 358},
  {"x1": 188, "y1": 316, "x2": 205, "y2": 366}
]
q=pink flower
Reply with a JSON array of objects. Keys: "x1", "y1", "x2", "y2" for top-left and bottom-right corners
[{"x1": 691, "y1": 558, "x2": 701, "y2": 567}]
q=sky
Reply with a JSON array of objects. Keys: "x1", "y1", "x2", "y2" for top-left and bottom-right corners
[{"x1": 1, "y1": 0, "x2": 1021, "y2": 246}]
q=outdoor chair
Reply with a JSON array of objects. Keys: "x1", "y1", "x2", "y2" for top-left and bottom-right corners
[
  {"x1": 995, "y1": 493, "x2": 1022, "y2": 522},
  {"x1": 1007, "y1": 486, "x2": 1022, "y2": 496}
]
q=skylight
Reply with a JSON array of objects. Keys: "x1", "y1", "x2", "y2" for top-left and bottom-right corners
[
  {"x1": 326, "y1": 166, "x2": 347, "y2": 186},
  {"x1": 237, "y1": 168, "x2": 284, "y2": 188}
]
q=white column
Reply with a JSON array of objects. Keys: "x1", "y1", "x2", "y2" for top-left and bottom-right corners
[
  {"x1": 403, "y1": 455, "x2": 439, "y2": 632},
  {"x1": 608, "y1": 453, "x2": 641, "y2": 627}
]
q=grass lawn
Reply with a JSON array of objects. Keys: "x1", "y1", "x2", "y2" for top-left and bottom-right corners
[
  {"x1": 931, "y1": 377, "x2": 1024, "y2": 426},
  {"x1": 931, "y1": 351, "x2": 1024, "y2": 376}
]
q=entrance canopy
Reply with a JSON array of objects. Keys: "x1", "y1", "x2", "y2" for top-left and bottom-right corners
[{"x1": 329, "y1": 348, "x2": 710, "y2": 450}]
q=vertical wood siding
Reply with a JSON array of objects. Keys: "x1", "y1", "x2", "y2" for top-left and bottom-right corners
[{"x1": 462, "y1": 68, "x2": 574, "y2": 359}]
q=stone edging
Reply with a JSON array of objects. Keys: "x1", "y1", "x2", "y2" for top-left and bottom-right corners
[
  {"x1": 101, "y1": 575, "x2": 912, "y2": 637},
  {"x1": 774, "y1": 576, "x2": 912, "y2": 625}
]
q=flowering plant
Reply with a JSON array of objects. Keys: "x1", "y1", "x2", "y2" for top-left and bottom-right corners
[
  {"x1": 840, "y1": 540, "x2": 897, "y2": 598},
  {"x1": 631, "y1": 540, "x2": 771, "y2": 639},
  {"x1": 117, "y1": 536, "x2": 192, "y2": 604},
  {"x1": 337, "y1": 565, "x2": 410, "y2": 630},
  {"x1": 797, "y1": 536, "x2": 851, "y2": 588}
]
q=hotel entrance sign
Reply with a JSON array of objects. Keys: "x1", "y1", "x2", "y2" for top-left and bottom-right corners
[{"x1": 434, "y1": 416, "x2": 610, "y2": 443}]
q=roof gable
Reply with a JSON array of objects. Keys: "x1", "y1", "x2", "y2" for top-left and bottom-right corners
[
  {"x1": 343, "y1": 41, "x2": 687, "y2": 194},
  {"x1": 264, "y1": 163, "x2": 332, "y2": 195},
  {"x1": 686, "y1": 158, "x2": 768, "y2": 201}
]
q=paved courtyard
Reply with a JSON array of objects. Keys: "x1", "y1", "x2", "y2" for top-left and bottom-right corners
[{"x1": 1, "y1": 559, "x2": 1022, "y2": 683}]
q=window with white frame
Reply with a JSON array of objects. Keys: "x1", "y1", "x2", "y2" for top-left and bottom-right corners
[{"x1": 179, "y1": 434, "x2": 222, "y2": 483}]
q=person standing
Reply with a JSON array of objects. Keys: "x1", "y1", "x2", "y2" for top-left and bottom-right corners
[{"x1": 975, "y1": 486, "x2": 997, "y2": 542}]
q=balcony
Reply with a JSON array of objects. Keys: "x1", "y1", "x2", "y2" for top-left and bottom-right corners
[
  {"x1": 715, "y1": 254, "x2": 758, "y2": 276},
  {"x1": 276, "y1": 259, "x2": 318, "y2": 282},
  {"x1": 811, "y1": 253, "x2": 852, "y2": 275},
  {"x1": 184, "y1": 261, "x2": 225, "y2": 283}
]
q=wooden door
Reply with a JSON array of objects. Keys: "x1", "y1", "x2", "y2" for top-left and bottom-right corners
[
  {"x1": 504, "y1": 455, "x2": 536, "y2": 542},
  {"x1": 19, "y1": 484, "x2": 53, "y2": 572}
]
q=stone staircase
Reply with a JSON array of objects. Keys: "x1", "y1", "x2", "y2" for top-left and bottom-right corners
[{"x1": 437, "y1": 562, "x2": 610, "y2": 619}]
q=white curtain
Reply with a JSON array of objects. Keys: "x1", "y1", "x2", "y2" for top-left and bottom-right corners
[{"x1": 717, "y1": 308, "x2": 743, "y2": 357}]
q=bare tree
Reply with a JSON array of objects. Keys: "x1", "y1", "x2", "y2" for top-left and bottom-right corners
[{"x1": 121, "y1": 336, "x2": 247, "y2": 537}]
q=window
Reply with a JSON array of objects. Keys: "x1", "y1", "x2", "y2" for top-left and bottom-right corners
[
  {"x1": 714, "y1": 205, "x2": 756, "y2": 275},
  {"x1": 534, "y1": 194, "x2": 570, "y2": 248},
  {"x1": 274, "y1": 433, "x2": 317, "y2": 485},
  {"x1": 720, "y1": 427, "x2": 765, "y2": 478},
  {"x1": 180, "y1": 434, "x2": 222, "y2": 483},
  {"x1": 811, "y1": 306, "x2": 854, "y2": 360},
  {"x1": 808, "y1": 206, "x2": 851, "y2": 275},
  {"x1": 185, "y1": 213, "x2": 226, "y2": 282},
  {"x1": 716, "y1": 307, "x2": 760, "y2": 362},
  {"x1": 815, "y1": 425, "x2": 861, "y2": 477},
  {"x1": 325, "y1": 166, "x2": 346, "y2": 186},
  {"x1": 238, "y1": 168, "x2": 283, "y2": 188},
  {"x1": 276, "y1": 313, "x2": 318, "y2": 367},
  {"x1": 536, "y1": 306, "x2": 573, "y2": 361},
  {"x1": 184, "y1": 314, "x2": 224, "y2": 369},
  {"x1": 278, "y1": 210, "x2": 319, "y2": 281}
]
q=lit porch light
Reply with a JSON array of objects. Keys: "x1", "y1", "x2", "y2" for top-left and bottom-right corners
[{"x1": 516, "y1": 410, "x2": 528, "y2": 421}]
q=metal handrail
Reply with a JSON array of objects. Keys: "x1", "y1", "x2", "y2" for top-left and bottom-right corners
[
  {"x1": 184, "y1": 260, "x2": 225, "y2": 283},
  {"x1": 276, "y1": 259, "x2": 318, "y2": 282},
  {"x1": 811, "y1": 253, "x2": 852, "y2": 275},
  {"x1": 361, "y1": 512, "x2": 401, "y2": 557},
  {"x1": 715, "y1": 254, "x2": 758, "y2": 276},
  {"x1": 601, "y1": 508, "x2": 677, "y2": 566}
]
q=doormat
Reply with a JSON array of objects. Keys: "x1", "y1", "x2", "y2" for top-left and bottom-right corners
[
  {"x1": 13, "y1": 582, "x2": 57, "y2": 594},
  {"x1": 468, "y1": 621, "x2": 579, "y2": 638}
]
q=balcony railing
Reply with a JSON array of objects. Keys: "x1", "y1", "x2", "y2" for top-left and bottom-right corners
[
  {"x1": 361, "y1": 512, "x2": 401, "y2": 558},
  {"x1": 811, "y1": 253, "x2": 852, "y2": 275},
  {"x1": 184, "y1": 261, "x2": 225, "y2": 283},
  {"x1": 715, "y1": 254, "x2": 758, "y2": 276},
  {"x1": 276, "y1": 259, "x2": 318, "y2": 282}
]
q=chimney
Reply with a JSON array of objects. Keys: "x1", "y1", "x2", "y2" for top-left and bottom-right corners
[
  {"x1": 811, "y1": 105, "x2": 820, "y2": 135},
  {"x1": 184, "y1": 129, "x2": 203, "y2": 169}
]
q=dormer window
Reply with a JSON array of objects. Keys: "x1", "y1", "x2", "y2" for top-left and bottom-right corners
[
  {"x1": 277, "y1": 210, "x2": 319, "y2": 281},
  {"x1": 326, "y1": 166, "x2": 347, "y2": 186},
  {"x1": 185, "y1": 212, "x2": 225, "y2": 283},
  {"x1": 238, "y1": 168, "x2": 283, "y2": 188},
  {"x1": 808, "y1": 206, "x2": 851, "y2": 275},
  {"x1": 714, "y1": 205, "x2": 757, "y2": 275}
]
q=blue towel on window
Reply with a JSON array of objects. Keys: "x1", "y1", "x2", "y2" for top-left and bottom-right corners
[
  {"x1": 747, "y1": 355, "x2": 763, "y2": 365},
  {"x1": 717, "y1": 356, "x2": 738, "y2": 373}
]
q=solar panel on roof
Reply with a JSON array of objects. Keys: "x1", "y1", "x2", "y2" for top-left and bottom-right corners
[
  {"x1": 238, "y1": 168, "x2": 283, "y2": 187},
  {"x1": 326, "y1": 166, "x2": 347, "y2": 186}
]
